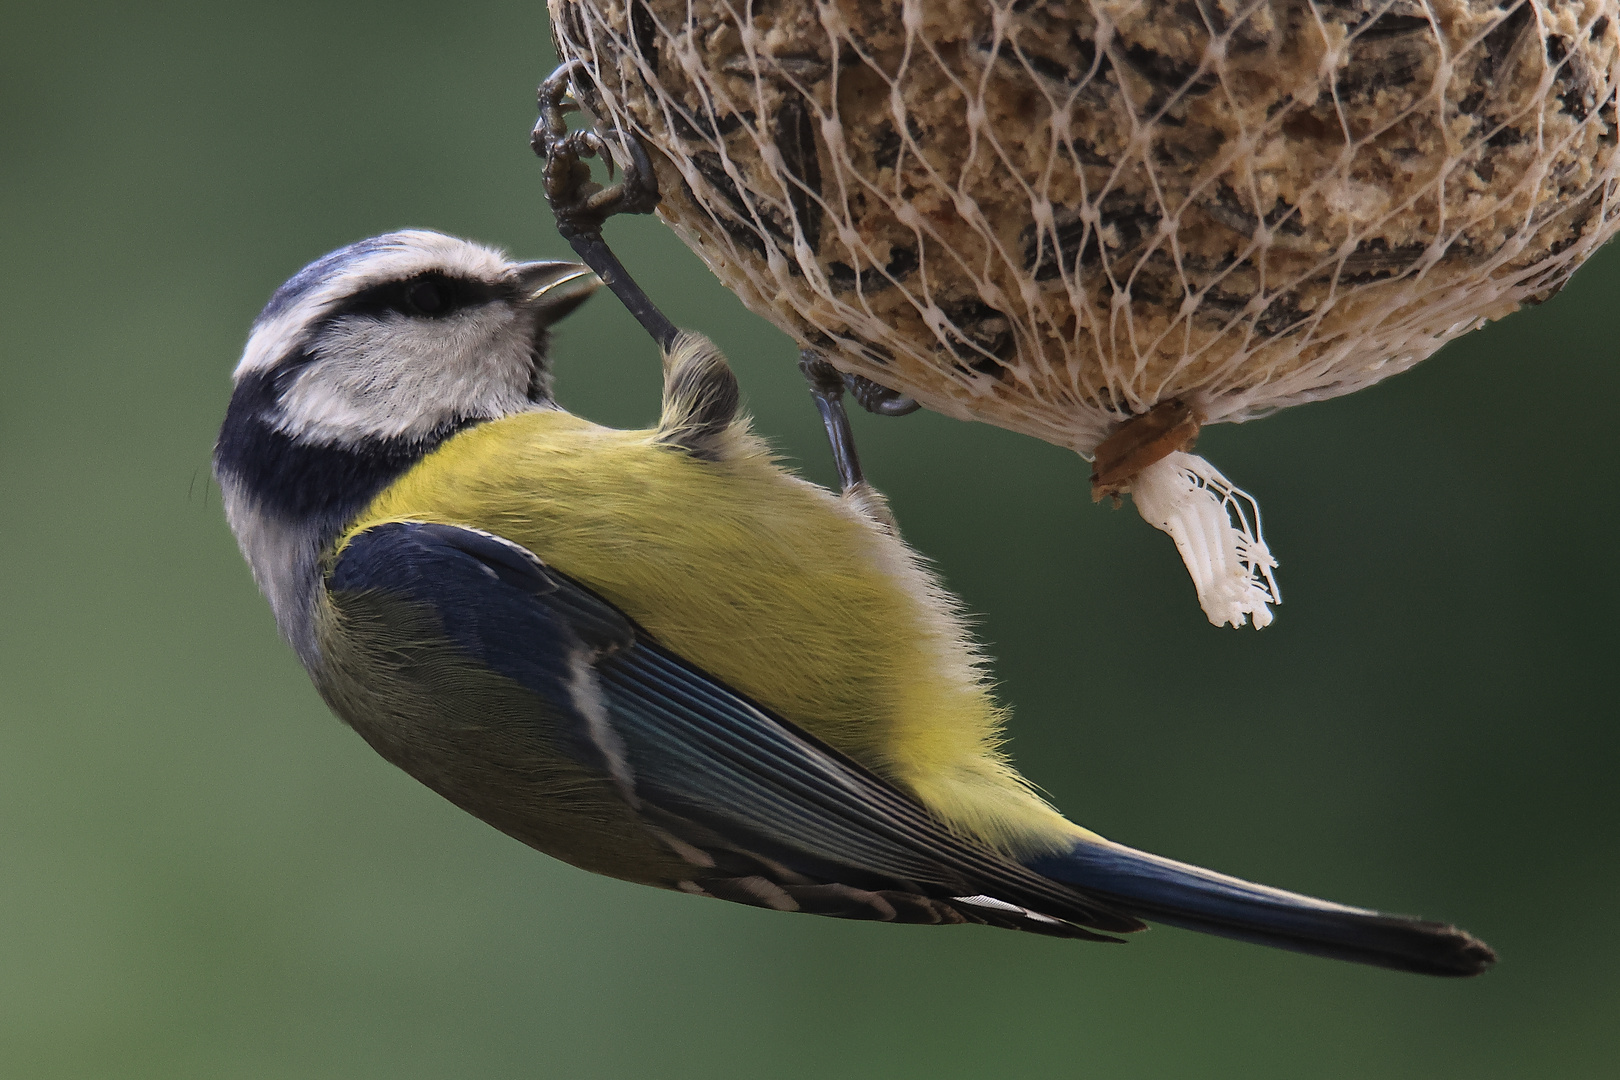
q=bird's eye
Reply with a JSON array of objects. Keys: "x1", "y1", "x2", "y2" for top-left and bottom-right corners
[{"x1": 405, "y1": 279, "x2": 451, "y2": 316}]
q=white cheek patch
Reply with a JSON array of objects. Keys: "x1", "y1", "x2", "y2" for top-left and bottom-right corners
[{"x1": 275, "y1": 307, "x2": 538, "y2": 445}]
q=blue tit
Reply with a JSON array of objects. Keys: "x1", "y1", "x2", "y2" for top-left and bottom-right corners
[{"x1": 214, "y1": 230, "x2": 1494, "y2": 976}]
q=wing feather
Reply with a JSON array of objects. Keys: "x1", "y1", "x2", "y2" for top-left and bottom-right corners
[{"x1": 327, "y1": 520, "x2": 1142, "y2": 937}]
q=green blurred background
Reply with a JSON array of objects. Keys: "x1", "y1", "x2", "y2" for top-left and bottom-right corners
[{"x1": 2, "y1": 3, "x2": 1616, "y2": 1077}]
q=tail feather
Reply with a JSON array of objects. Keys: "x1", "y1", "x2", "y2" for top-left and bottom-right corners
[{"x1": 1027, "y1": 839, "x2": 1496, "y2": 977}]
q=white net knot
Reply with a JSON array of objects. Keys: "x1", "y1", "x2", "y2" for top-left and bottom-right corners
[{"x1": 1129, "y1": 452, "x2": 1281, "y2": 630}]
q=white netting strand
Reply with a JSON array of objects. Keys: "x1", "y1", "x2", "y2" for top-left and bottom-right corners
[{"x1": 549, "y1": 0, "x2": 1620, "y2": 624}]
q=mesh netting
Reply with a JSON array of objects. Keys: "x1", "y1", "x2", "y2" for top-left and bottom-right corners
[
  {"x1": 552, "y1": 0, "x2": 1618, "y2": 451},
  {"x1": 549, "y1": 0, "x2": 1619, "y2": 626}
]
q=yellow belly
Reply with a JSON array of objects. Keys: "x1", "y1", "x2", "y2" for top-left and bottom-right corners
[{"x1": 343, "y1": 408, "x2": 1088, "y2": 856}]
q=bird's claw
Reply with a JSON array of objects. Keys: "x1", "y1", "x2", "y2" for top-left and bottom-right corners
[
  {"x1": 531, "y1": 61, "x2": 679, "y2": 351},
  {"x1": 843, "y1": 375, "x2": 920, "y2": 417},
  {"x1": 533, "y1": 61, "x2": 662, "y2": 236}
]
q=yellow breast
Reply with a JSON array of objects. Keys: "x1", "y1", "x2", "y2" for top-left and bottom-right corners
[{"x1": 343, "y1": 408, "x2": 1087, "y2": 856}]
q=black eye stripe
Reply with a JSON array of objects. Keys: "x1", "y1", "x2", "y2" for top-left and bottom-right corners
[{"x1": 329, "y1": 271, "x2": 514, "y2": 321}]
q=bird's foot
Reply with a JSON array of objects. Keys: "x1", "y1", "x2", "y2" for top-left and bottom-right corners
[
  {"x1": 843, "y1": 374, "x2": 920, "y2": 417},
  {"x1": 533, "y1": 61, "x2": 661, "y2": 233},
  {"x1": 532, "y1": 61, "x2": 677, "y2": 349}
]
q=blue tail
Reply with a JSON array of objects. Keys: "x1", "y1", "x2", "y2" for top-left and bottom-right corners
[{"x1": 1027, "y1": 839, "x2": 1495, "y2": 976}]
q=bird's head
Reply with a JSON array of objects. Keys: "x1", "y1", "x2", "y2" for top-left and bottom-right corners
[
  {"x1": 227, "y1": 229, "x2": 597, "y2": 449},
  {"x1": 214, "y1": 230, "x2": 598, "y2": 659}
]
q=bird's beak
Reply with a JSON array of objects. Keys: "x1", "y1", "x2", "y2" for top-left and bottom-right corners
[{"x1": 513, "y1": 260, "x2": 601, "y2": 325}]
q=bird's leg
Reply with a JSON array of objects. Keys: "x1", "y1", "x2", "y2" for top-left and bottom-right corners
[
  {"x1": 536, "y1": 63, "x2": 912, "y2": 487},
  {"x1": 799, "y1": 351, "x2": 866, "y2": 493},
  {"x1": 532, "y1": 61, "x2": 677, "y2": 351}
]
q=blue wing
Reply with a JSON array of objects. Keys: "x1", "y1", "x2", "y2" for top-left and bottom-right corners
[{"x1": 325, "y1": 520, "x2": 1141, "y2": 937}]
